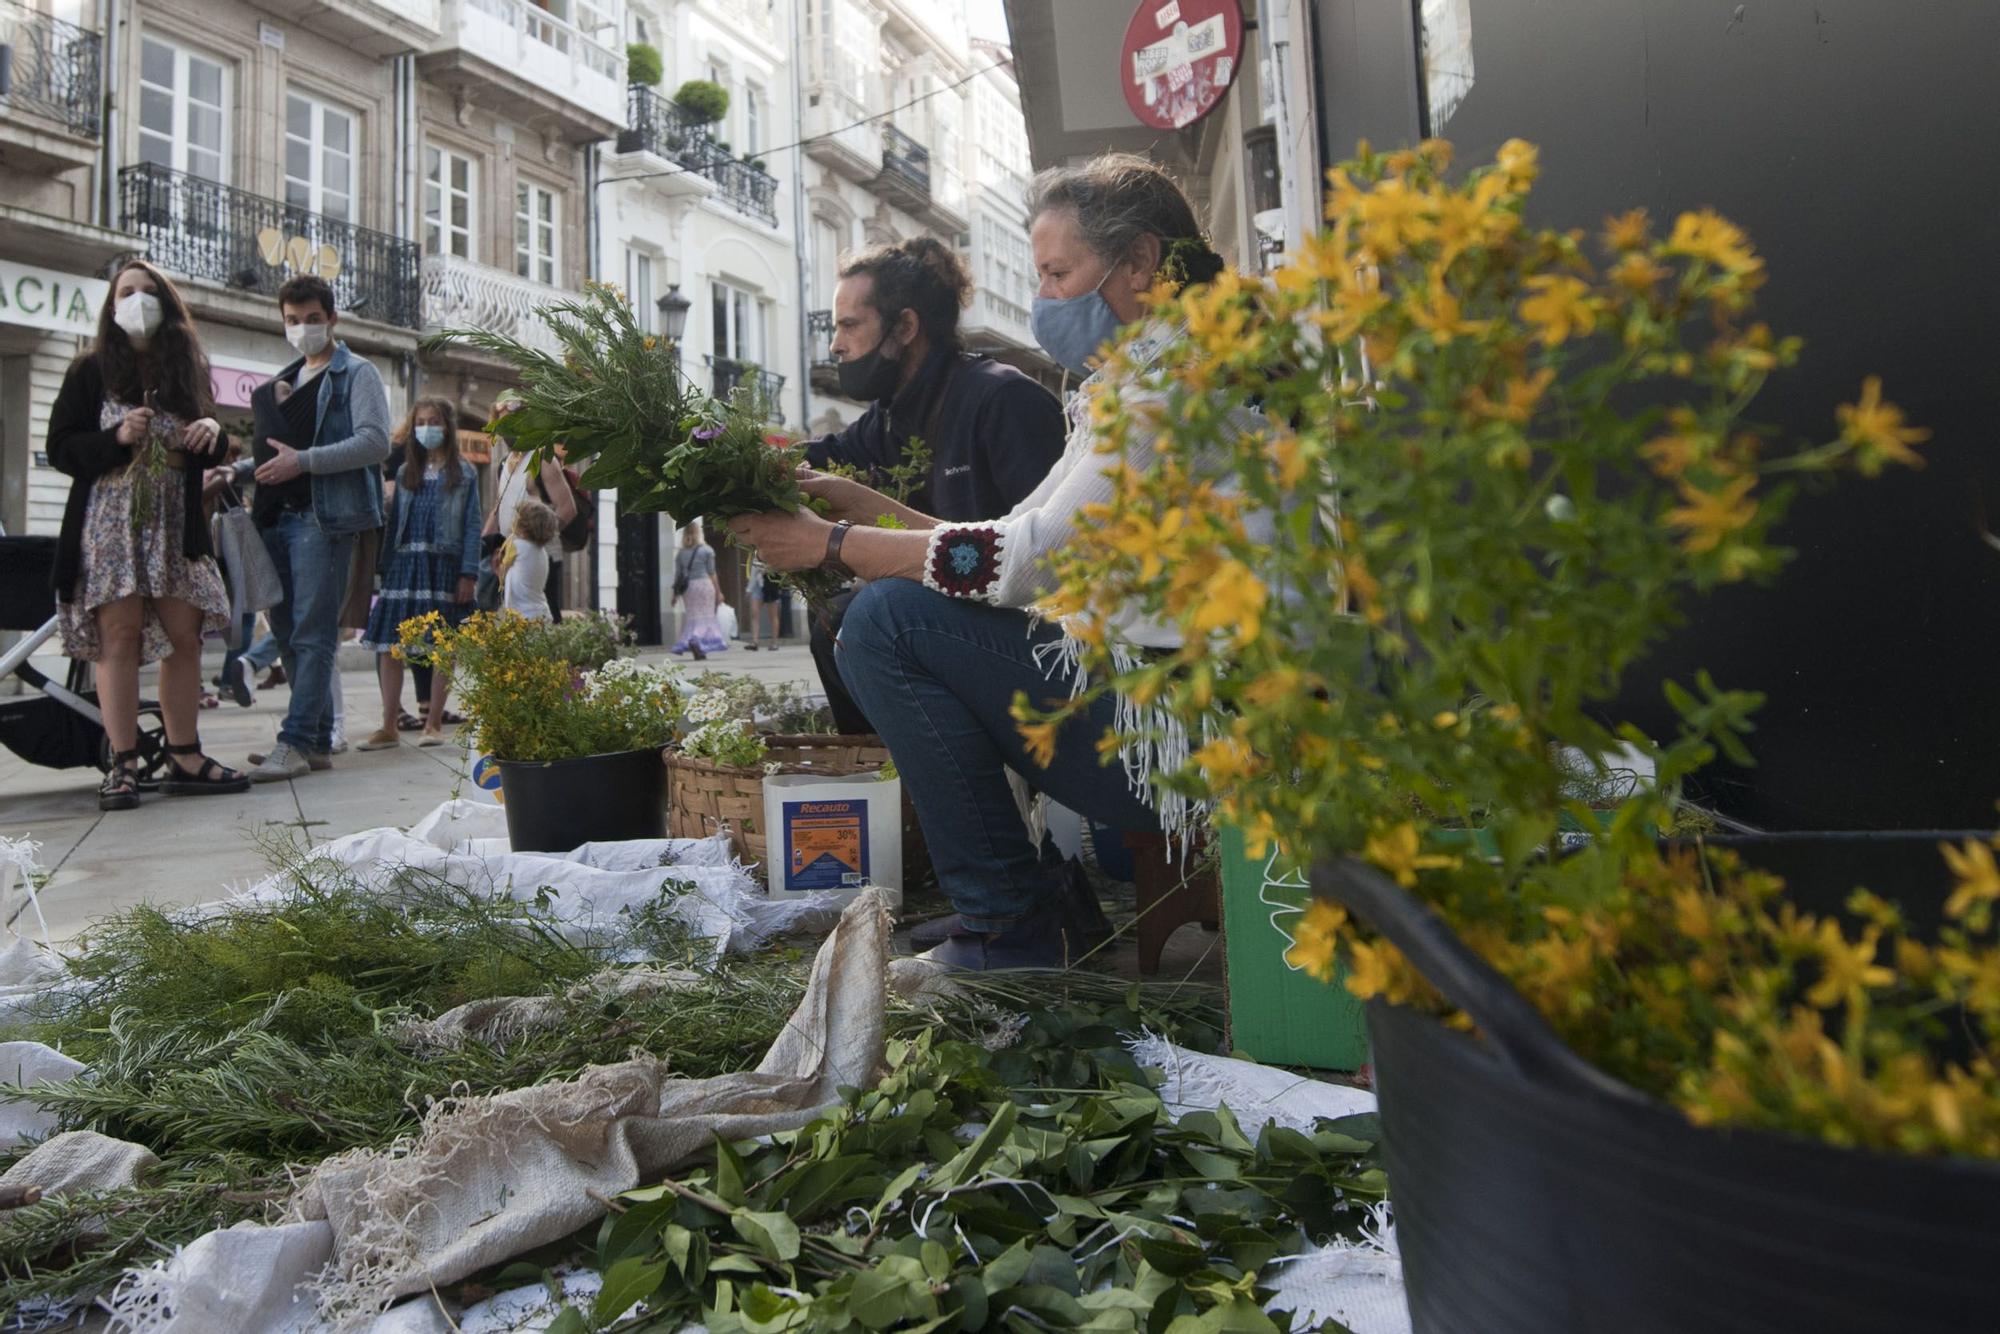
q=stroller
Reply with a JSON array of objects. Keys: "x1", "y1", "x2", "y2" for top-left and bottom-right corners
[{"x1": 0, "y1": 528, "x2": 170, "y2": 789}]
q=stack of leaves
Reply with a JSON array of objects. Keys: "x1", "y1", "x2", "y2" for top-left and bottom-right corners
[{"x1": 533, "y1": 997, "x2": 1381, "y2": 1333}]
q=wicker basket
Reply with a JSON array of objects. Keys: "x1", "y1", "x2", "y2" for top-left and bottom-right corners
[{"x1": 664, "y1": 733, "x2": 929, "y2": 883}]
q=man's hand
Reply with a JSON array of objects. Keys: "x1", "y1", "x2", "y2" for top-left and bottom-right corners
[
  {"x1": 796, "y1": 467, "x2": 886, "y2": 524},
  {"x1": 457, "y1": 575, "x2": 476, "y2": 605},
  {"x1": 728, "y1": 510, "x2": 837, "y2": 572},
  {"x1": 115, "y1": 406, "x2": 156, "y2": 446},
  {"x1": 256, "y1": 439, "x2": 304, "y2": 485},
  {"x1": 180, "y1": 416, "x2": 223, "y2": 456}
]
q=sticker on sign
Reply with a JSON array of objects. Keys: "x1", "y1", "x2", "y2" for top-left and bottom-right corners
[
  {"x1": 1131, "y1": 14, "x2": 1226, "y2": 83},
  {"x1": 1154, "y1": 0, "x2": 1181, "y2": 27}
]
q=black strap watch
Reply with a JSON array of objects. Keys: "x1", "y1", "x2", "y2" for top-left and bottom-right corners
[{"x1": 820, "y1": 520, "x2": 856, "y2": 578}]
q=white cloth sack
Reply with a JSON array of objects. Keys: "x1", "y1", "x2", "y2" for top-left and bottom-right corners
[
  {"x1": 0, "y1": 1129, "x2": 159, "y2": 1198},
  {"x1": 0, "y1": 1040, "x2": 86, "y2": 1151},
  {"x1": 106, "y1": 889, "x2": 894, "y2": 1334}
]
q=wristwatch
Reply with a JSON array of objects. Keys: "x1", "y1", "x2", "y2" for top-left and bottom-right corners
[{"x1": 820, "y1": 519, "x2": 855, "y2": 578}]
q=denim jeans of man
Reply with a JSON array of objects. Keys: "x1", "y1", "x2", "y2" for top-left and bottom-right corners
[
  {"x1": 260, "y1": 512, "x2": 354, "y2": 753},
  {"x1": 835, "y1": 579, "x2": 1160, "y2": 933}
]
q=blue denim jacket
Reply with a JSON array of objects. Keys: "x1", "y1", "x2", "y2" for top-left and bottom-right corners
[
  {"x1": 274, "y1": 340, "x2": 394, "y2": 534},
  {"x1": 382, "y1": 457, "x2": 484, "y2": 578}
]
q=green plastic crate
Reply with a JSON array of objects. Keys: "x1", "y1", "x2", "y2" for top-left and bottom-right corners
[{"x1": 1217, "y1": 826, "x2": 1370, "y2": 1070}]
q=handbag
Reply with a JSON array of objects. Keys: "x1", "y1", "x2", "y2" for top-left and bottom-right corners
[
  {"x1": 475, "y1": 565, "x2": 503, "y2": 612},
  {"x1": 210, "y1": 488, "x2": 283, "y2": 636}
]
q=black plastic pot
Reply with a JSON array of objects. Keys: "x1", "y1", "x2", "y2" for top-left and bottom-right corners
[
  {"x1": 497, "y1": 747, "x2": 668, "y2": 853},
  {"x1": 1315, "y1": 850, "x2": 2000, "y2": 1334}
]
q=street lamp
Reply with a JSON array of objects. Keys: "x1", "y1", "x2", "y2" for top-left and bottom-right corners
[{"x1": 656, "y1": 284, "x2": 692, "y2": 365}]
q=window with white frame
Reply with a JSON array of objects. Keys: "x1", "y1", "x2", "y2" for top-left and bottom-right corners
[
  {"x1": 284, "y1": 93, "x2": 355, "y2": 221},
  {"x1": 626, "y1": 249, "x2": 655, "y2": 332},
  {"x1": 424, "y1": 146, "x2": 476, "y2": 259},
  {"x1": 516, "y1": 182, "x2": 559, "y2": 285},
  {"x1": 710, "y1": 279, "x2": 766, "y2": 364},
  {"x1": 744, "y1": 84, "x2": 762, "y2": 155},
  {"x1": 138, "y1": 36, "x2": 228, "y2": 183}
]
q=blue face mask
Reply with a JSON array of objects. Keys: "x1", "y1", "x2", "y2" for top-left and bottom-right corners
[
  {"x1": 1031, "y1": 269, "x2": 1123, "y2": 378},
  {"x1": 414, "y1": 424, "x2": 445, "y2": 451}
]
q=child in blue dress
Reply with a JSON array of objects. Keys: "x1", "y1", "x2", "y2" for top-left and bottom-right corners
[{"x1": 358, "y1": 398, "x2": 480, "y2": 749}]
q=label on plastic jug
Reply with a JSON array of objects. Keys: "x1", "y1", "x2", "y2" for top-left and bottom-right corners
[{"x1": 781, "y1": 798, "x2": 870, "y2": 892}]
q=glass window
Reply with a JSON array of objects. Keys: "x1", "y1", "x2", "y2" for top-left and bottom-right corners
[
  {"x1": 424, "y1": 146, "x2": 477, "y2": 259},
  {"x1": 712, "y1": 279, "x2": 764, "y2": 363},
  {"x1": 745, "y1": 85, "x2": 762, "y2": 155},
  {"x1": 515, "y1": 182, "x2": 559, "y2": 285},
  {"x1": 139, "y1": 36, "x2": 229, "y2": 183},
  {"x1": 284, "y1": 93, "x2": 355, "y2": 221},
  {"x1": 627, "y1": 249, "x2": 655, "y2": 332}
]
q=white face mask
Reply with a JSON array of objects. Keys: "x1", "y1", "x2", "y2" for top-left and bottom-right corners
[
  {"x1": 286, "y1": 322, "x2": 331, "y2": 357},
  {"x1": 114, "y1": 292, "x2": 162, "y2": 342}
]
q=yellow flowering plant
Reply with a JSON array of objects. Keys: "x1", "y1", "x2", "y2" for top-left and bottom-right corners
[
  {"x1": 398, "y1": 610, "x2": 684, "y2": 763},
  {"x1": 1031, "y1": 139, "x2": 2000, "y2": 1155}
]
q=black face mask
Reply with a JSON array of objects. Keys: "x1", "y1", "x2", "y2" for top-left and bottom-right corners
[{"x1": 836, "y1": 332, "x2": 904, "y2": 402}]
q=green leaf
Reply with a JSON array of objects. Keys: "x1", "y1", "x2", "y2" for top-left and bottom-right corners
[
  {"x1": 664, "y1": 1223, "x2": 710, "y2": 1284},
  {"x1": 544, "y1": 1309, "x2": 590, "y2": 1334},
  {"x1": 713, "y1": 1134, "x2": 750, "y2": 1206},
  {"x1": 732, "y1": 1209, "x2": 802, "y2": 1263},
  {"x1": 869, "y1": 1162, "x2": 925, "y2": 1225},
  {"x1": 592, "y1": 1256, "x2": 667, "y2": 1324},
  {"x1": 773, "y1": 1154, "x2": 875, "y2": 1221},
  {"x1": 928, "y1": 1099, "x2": 1019, "y2": 1191}
]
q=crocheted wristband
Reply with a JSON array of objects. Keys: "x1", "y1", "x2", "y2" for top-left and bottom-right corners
[{"x1": 923, "y1": 524, "x2": 1006, "y2": 603}]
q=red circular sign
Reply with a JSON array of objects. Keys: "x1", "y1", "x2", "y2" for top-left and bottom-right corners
[{"x1": 1120, "y1": 0, "x2": 1244, "y2": 132}]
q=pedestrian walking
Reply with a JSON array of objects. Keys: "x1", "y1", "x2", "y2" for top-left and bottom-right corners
[
  {"x1": 244, "y1": 275, "x2": 392, "y2": 781},
  {"x1": 503, "y1": 499, "x2": 560, "y2": 623},
  {"x1": 355, "y1": 398, "x2": 479, "y2": 750},
  {"x1": 669, "y1": 522, "x2": 727, "y2": 659},
  {"x1": 47, "y1": 259, "x2": 248, "y2": 809}
]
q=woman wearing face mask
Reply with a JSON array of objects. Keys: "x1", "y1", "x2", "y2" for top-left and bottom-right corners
[
  {"x1": 357, "y1": 398, "x2": 480, "y2": 750},
  {"x1": 47, "y1": 260, "x2": 246, "y2": 810},
  {"x1": 730, "y1": 153, "x2": 1259, "y2": 971}
]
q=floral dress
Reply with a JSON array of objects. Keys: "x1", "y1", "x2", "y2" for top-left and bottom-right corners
[
  {"x1": 362, "y1": 466, "x2": 464, "y2": 651},
  {"x1": 56, "y1": 399, "x2": 229, "y2": 664}
]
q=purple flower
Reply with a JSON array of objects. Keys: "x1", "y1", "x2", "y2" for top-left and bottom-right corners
[{"x1": 693, "y1": 426, "x2": 724, "y2": 440}]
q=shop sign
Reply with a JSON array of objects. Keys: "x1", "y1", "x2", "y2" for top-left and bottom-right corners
[
  {"x1": 1120, "y1": 0, "x2": 1243, "y2": 131},
  {"x1": 211, "y1": 359, "x2": 286, "y2": 409},
  {"x1": 0, "y1": 259, "x2": 108, "y2": 338}
]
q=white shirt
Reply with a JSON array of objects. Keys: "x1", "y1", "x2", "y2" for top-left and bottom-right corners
[
  {"x1": 494, "y1": 453, "x2": 564, "y2": 565},
  {"x1": 505, "y1": 538, "x2": 553, "y2": 621}
]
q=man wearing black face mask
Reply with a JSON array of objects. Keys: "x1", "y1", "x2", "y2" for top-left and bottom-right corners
[{"x1": 803, "y1": 236, "x2": 1065, "y2": 731}]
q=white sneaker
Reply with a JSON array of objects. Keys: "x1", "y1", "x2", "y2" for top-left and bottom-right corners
[
  {"x1": 247, "y1": 747, "x2": 330, "y2": 770},
  {"x1": 248, "y1": 742, "x2": 311, "y2": 782}
]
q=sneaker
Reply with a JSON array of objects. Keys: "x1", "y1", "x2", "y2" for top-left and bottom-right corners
[
  {"x1": 329, "y1": 735, "x2": 349, "y2": 755},
  {"x1": 222, "y1": 657, "x2": 255, "y2": 708},
  {"x1": 356, "y1": 728, "x2": 400, "y2": 752},
  {"x1": 416, "y1": 728, "x2": 446, "y2": 748},
  {"x1": 918, "y1": 895, "x2": 1078, "y2": 972},
  {"x1": 910, "y1": 861, "x2": 1113, "y2": 952},
  {"x1": 248, "y1": 742, "x2": 311, "y2": 783},
  {"x1": 248, "y1": 746, "x2": 333, "y2": 772}
]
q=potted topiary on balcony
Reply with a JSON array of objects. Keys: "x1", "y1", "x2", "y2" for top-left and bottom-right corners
[
  {"x1": 1033, "y1": 139, "x2": 1996, "y2": 1333},
  {"x1": 672, "y1": 78, "x2": 729, "y2": 128},
  {"x1": 626, "y1": 41, "x2": 663, "y2": 88}
]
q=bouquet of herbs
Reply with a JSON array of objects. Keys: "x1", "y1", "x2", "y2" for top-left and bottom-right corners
[{"x1": 399, "y1": 610, "x2": 683, "y2": 762}]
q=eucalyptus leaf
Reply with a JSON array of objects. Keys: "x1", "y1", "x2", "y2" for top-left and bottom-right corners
[
  {"x1": 731, "y1": 1209, "x2": 802, "y2": 1263},
  {"x1": 592, "y1": 1255, "x2": 666, "y2": 1324}
]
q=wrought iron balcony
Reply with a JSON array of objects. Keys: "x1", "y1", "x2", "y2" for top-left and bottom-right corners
[
  {"x1": 707, "y1": 356, "x2": 786, "y2": 421},
  {"x1": 0, "y1": 0, "x2": 102, "y2": 138},
  {"x1": 119, "y1": 163, "x2": 421, "y2": 329},
  {"x1": 617, "y1": 85, "x2": 779, "y2": 225},
  {"x1": 871, "y1": 123, "x2": 932, "y2": 214},
  {"x1": 806, "y1": 309, "x2": 842, "y2": 397},
  {"x1": 421, "y1": 253, "x2": 562, "y2": 357}
]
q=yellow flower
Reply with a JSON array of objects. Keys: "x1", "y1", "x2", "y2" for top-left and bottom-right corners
[
  {"x1": 1610, "y1": 252, "x2": 1670, "y2": 295},
  {"x1": 1187, "y1": 559, "x2": 1268, "y2": 648},
  {"x1": 1353, "y1": 179, "x2": 1432, "y2": 259},
  {"x1": 1601, "y1": 208, "x2": 1651, "y2": 252},
  {"x1": 1284, "y1": 899, "x2": 1346, "y2": 983},
  {"x1": 1518, "y1": 275, "x2": 1597, "y2": 347},
  {"x1": 1016, "y1": 719, "x2": 1059, "y2": 769},
  {"x1": 1836, "y1": 376, "x2": 1930, "y2": 474},
  {"x1": 1805, "y1": 920, "x2": 1893, "y2": 1009},
  {"x1": 1362, "y1": 821, "x2": 1459, "y2": 889},
  {"x1": 1495, "y1": 138, "x2": 1540, "y2": 190},
  {"x1": 1662, "y1": 209, "x2": 1762, "y2": 277},
  {"x1": 1464, "y1": 367, "x2": 1554, "y2": 425},
  {"x1": 1665, "y1": 475, "x2": 1757, "y2": 553},
  {"x1": 1190, "y1": 736, "x2": 1259, "y2": 786},
  {"x1": 1407, "y1": 273, "x2": 1489, "y2": 343},
  {"x1": 1941, "y1": 837, "x2": 2000, "y2": 921}
]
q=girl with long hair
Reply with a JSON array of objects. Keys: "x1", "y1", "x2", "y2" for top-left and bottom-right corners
[
  {"x1": 669, "y1": 521, "x2": 728, "y2": 660},
  {"x1": 357, "y1": 397, "x2": 481, "y2": 749},
  {"x1": 48, "y1": 259, "x2": 246, "y2": 809}
]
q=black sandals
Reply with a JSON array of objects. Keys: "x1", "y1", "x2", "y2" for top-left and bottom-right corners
[
  {"x1": 159, "y1": 740, "x2": 251, "y2": 796},
  {"x1": 99, "y1": 749, "x2": 141, "y2": 811}
]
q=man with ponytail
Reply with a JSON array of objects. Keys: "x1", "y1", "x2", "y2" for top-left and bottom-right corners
[{"x1": 805, "y1": 234, "x2": 1065, "y2": 731}]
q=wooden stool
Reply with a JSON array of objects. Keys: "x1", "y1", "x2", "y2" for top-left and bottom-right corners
[{"x1": 1123, "y1": 830, "x2": 1220, "y2": 976}]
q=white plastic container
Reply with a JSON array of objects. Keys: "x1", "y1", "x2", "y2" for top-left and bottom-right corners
[{"x1": 761, "y1": 771, "x2": 903, "y2": 910}]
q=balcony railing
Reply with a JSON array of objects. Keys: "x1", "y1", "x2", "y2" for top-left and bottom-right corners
[
  {"x1": 881, "y1": 123, "x2": 931, "y2": 196},
  {"x1": 806, "y1": 309, "x2": 834, "y2": 366},
  {"x1": 421, "y1": 252, "x2": 562, "y2": 357},
  {"x1": 707, "y1": 356, "x2": 785, "y2": 420},
  {"x1": 466, "y1": 0, "x2": 620, "y2": 81},
  {"x1": 119, "y1": 163, "x2": 421, "y2": 329},
  {"x1": 618, "y1": 85, "x2": 778, "y2": 225},
  {"x1": 0, "y1": 0, "x2": 102, "y2": 138}
]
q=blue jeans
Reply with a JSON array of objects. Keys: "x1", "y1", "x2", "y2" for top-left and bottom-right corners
[
  {"x1": 835, "y1": 580, "x2": 1160, "y2": 932},
  {"x1": 260, "y1": 513, "x2": 354, "y2": 752}
]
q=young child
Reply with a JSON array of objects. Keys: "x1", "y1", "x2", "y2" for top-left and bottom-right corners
[{"x1": 504, "y1": 497, "x2": 560, "y2": 623}]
